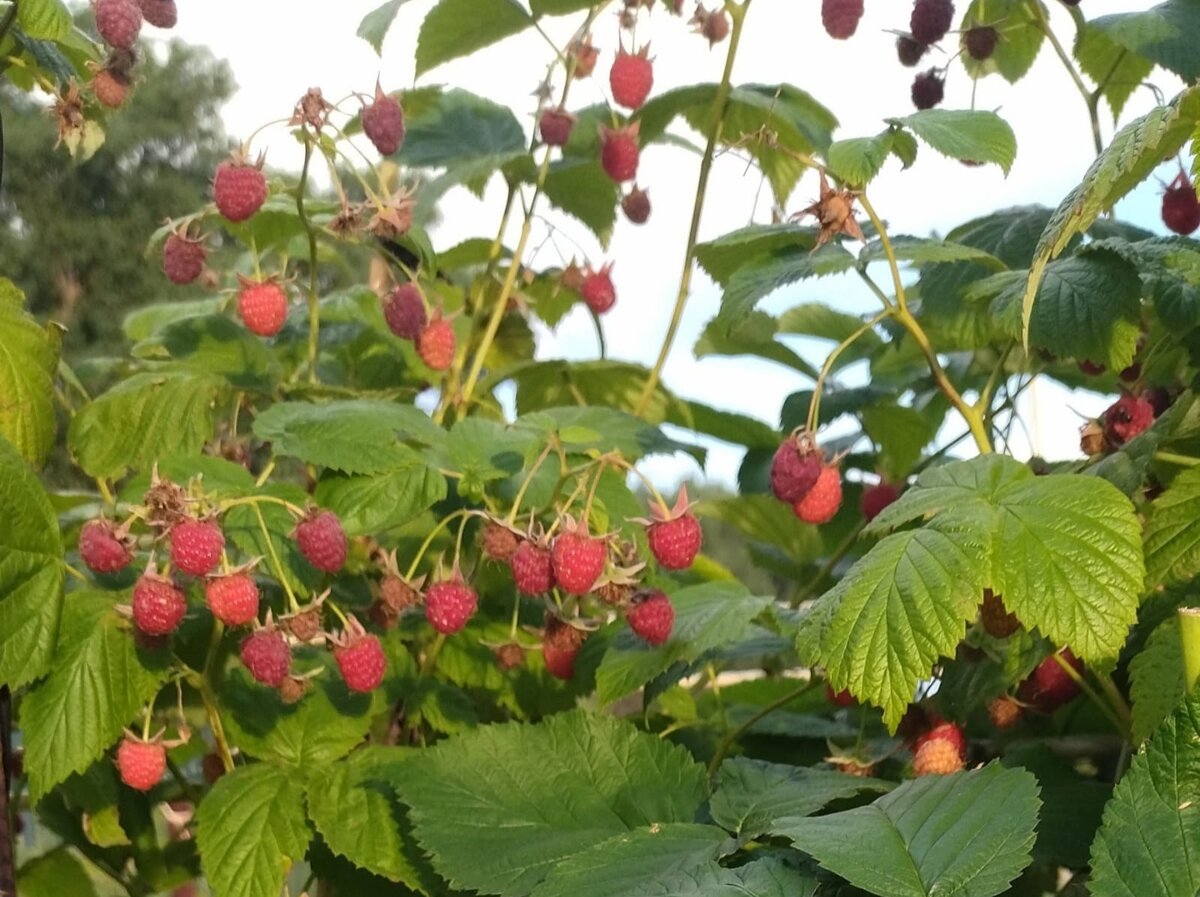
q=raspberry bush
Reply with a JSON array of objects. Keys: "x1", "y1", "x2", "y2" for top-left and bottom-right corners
[{"x1": 3, "y1": 2, "x2": 1200, "y2": 897}]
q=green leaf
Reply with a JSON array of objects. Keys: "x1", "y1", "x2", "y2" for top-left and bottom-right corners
[
  {"x1": 529, "y1": 0, "x2": 594, "y2": 13},
  {"x1": 860, "y1": 404, "x2": 943, "y2": 479},
  {"x1": 415, "y1": 0, "x2": 532, "y2": 76},
  {"x1": 595, "y1": 583, "x2": 774, "y2": 704},
  {"x1": 895, "y1": 110, "x2": 1017, "y2": 173},
  {"x1": 1129, "y1": 616, "x2": 1188, "y2": 744},
  {"x1": 20, "y1": 591, "x2": 170, "y2": 800},
  {"x1": 392, "y1": 709, "x2": 707, "y2": 896},
  {"x1": 135, "y1": 315, "x2": 279, "y2": 389},
  {"x1": 715, "y1": 242, "x2": 857, "y2": 327},
  {"x1": 543, "y1": 159, "x2": 619, "y2": 246},
  {"x1": 196, "y1": 764, "x2": 313, "y2": 897},
  {"x1": 16, "y1": 849, "x2": 98, "y2": 897},
  {"x1": 0, "y1": 282, "x2": 60, "y2": 467},
  {"x1": 825, "y1": 132, "x2": 897, "y2": 186},
  {"x1": 68, "y1": 371, "x2": 225, "y2": 480},
  {"x1": 123, "y1": 298, "x2": 222, "y2": 342},
  {"x1": 695, "y1": 223, "x2": 814, "y2": 285},
  {"x1": 16, "y1": 0, "x2": 71, "y2": 40},
  {"x1": 775, "y1": 763, "x2": 1039, "y2": 897},
  {"x1": 224, "y1": 494, "x2": 321, "y2": 599},
  {"x1": 776, "y1": 302, "x2": 884, "y2": 363},
  {"x1": 1089, "y1": 687, "x2": 1200, "y2": 897},
  {"x1": 515, "y1": 405, "x2": 694, "y2": 463},
  {"x1": 666, "y1": 398, "x2": 782, "y2": 450},
  {"x1": 252, "y1": 400, "x2": 442, "y2": 475},
  {"x1": 405, "y1": 88, "x2": 527, "y2": 172},
  {"x1": 357, "y1": 0, "x2": 407, "y2": 53},
  {"x1": 697, "y1": 495, "x2": 824, "y2": 564},
  {"x1": 709, "y1": 758, "x2": 891, "y2": 837},
  {"x1": 961, "y1": 0, "x2": 1045, "y2": 84},
  {"x1": 1075, "y1": 23, "x2": 1155, "y2": 121},
  {"x1": 0, "y1": 435, "x2": 64, "y2": 689},
  {"x1": 1144, "y1": 464, "x2": 1200, "y2": 586},
  {"x1": 315, "y1": 455, "x2": 447, "y2": 537},
  {"x1": 695, "y1": 311, "x2": 820, "y2": 378},
  {"x1": 529, "y1": 825, "x2": 732, "y2": 897},
  {"x1": 1092, "y1": 0, "x2": 1200, "y2": 82},
  {"x1": 859, "y1": 235, "x2": 1005, "y2": 268}
]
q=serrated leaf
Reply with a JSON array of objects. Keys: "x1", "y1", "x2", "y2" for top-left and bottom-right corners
[
  {"x1": 961, "y1": 0, "x2": 1045, "y2": 84},
  {"x1": 859, "y1": 236, "x2": 1005, "y2": 269},
  {"x1": 415, "y1": 0, "x2": 532, "y2": 76},
  {"x1": 68, "y1": 371, "x2": 225, "y2": 480},
  {"x1": 1089, "y1": 687, "x2": 1200, "y2": 897},
  {"x1": 16, "y1": 0, "x2": 70, "y2": 40},
  {"x1": 0, "y1": 282, "x2": 60, "y2": 467},
  {"x1": 1075, "y1": 23, "x2": 1155, "y2": 121},
  {"x1": 1092, "y1": 0, "x2": 1200, "y2": 83},
  {"x1": 122, "y1": 299, "x2": 222, "y2": 342},
  {"x1": 1129, "y1": 615, "x2": 1187, "y2": 744},
  {"x1": 775, "y1": 763, "x2": 1039, "y2": 897},
  {"x1": 543, "y1": 159, "x2": 618, "y2": 246},
  {"x1": 697, "y1": 495, "x2": 824, "y2": 563},
  {"x1": 695, "y1": 311, "x2": 820, "y2": 378},
  {"x1": 896, "y1": 110, "x2": 1017, "y2": 173},
  {"x1": 404, "y1": 88, "x2": 527, "y2": 172},
  {"x1": 223, "y1": 492, "x2": 321, "y2": 599},
  {"x1": 0, "y1": 435, "x2": 64, "y2": 689},
  {"x1": 860, "y1": 404, "x2": 943, "y2": 479},
  {"x1": 16, "y1": 849, "x2": 98, "y2": 897},
  {"x1": 196, "y1": 764, "x2": 312, "y2": 897},
  {"x1": 315, "y1": 455, "x2": 447, "y2": 537},
  {"x1": 1144, "y1": 464, "x2": 1200, "y2": 586},
  {"x1": 515, "y1": 405, "x2": 693, "y2": 462},
  {"x1": 709, "y1": 758, "x2": 891, "y2": 837},
  {"x1": 715, "y1": 242, "x2": 857, "y2": 326},
  {"x1": 357, "y1": 0, "x2": 407, "y2": 53},
  {"x1": 135, "y1": 315, "x2": 279, "y2": 389},
  {"x1": 20, "y1": 591, "x2": 170, "y2": 799},
  {"x1": 391, "y1": 710, "x2": 707, "y2": 897},
  {"x1": 825, "y1": 132, "x2": 895, "y2": 187}
]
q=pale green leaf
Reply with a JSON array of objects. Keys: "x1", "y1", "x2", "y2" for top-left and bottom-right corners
[
  {"x1": 315, "y1": 456, "x2": 447, "y2": 537},
  {"x1": 1144, "y1": 464, "x2": 1200, "y2": 586},
  {"x1": 16, "y1": 0, "x2": 71, "y2": 40},
  {"x1": 415, "y1": 0, "x2": 533, "y2": 76},
  {"x1": 1092, "y1": 0, "x2": 1200, "y2": 82},
  {"x1": 357, "y1": 0, "x2": 407, "y2": 54},
  {"x1": 16, "y1": 849, "x2": 98, "y2": 897},
  {"x1": 961, "y1": 0, "x2": 1045, "y2": 84},
  {"x1": 0, "y1": 282, "x2": 60, "y2": 467},
  {"x1": 896, "y1": 110, "x2": 1017, "y2": 173},
  {"x1": 1075, "y1": 22, "x2": 1155, "y2": 121},
  {"x1": 1129, "y1": 616, "x2": 1187, "y2": 744}
]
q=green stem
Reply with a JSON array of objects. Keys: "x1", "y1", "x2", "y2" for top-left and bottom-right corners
[
  {"x1": 1154, "y1": 451, "x2": 1200, "y2": 468},
  {"x1": 1026, "y1": 0, "x2": 1102, "y2": 155},
  {"x1": 1052, "y1": 654, "x2": 1130, "y2": 740},
  {"x1": 250, "y1": 504, "x2": 300, "y2": 612},
  {"x1": 1179, "y1": 608, "x2": 1200, "y2": 692},
  {"x1": 806, "y1": 310, "x2": 891, "y2": 432},
  {"x1": 505, "y1": 440, "x2": 557, "y2": 525},
  {"x1": 634, "y1": 0, "x2": 751, "y2": 417},
  {"x1": 707, "y1": 679, "x2": 818, "y2": 776},
  {"x1": 420, "y1": 633, "x2": 446, "y2": 676},
  {"x1": 198, "y1": 622, "x2": 235, "y2": 773},
  {"x1": 296, "y1": 139, "x2": 322, "y2": 384},
  {"x1": 404, "y1": 509, "x2": 477, "y2": 581}
]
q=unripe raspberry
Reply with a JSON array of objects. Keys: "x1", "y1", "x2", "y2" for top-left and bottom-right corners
[
  {"x1": 116, "y1": 736, "x2": 166, "y2": 791},
  {"x1": 913, "y1": 736, "x2": 965, "y2": 775},
  {"x1": 92, "y1": 69, "x2": 131, "y2": 109},
  {"x1": 987, "y1": 695, "x2": 1022, "y2": 730}
]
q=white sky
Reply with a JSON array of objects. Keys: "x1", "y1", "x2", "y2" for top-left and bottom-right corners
[{"x1": 172, "y1": 0, "x2": 1181, "y2": 488}]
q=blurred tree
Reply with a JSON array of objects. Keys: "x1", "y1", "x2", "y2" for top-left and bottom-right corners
[{"x1": 0, "y1": 37, "x2": 233, "y2": 356}]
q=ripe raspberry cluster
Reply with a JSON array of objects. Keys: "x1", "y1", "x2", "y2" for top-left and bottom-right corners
[
  {"x1": 768, "y1": 430, "x2": 844, "y2": 524},
  {"x1": 86, "y1": 0, "x2": 177, "y2": 111}
]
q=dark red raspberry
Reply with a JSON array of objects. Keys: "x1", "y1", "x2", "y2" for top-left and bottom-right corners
[
  {"x1": 132, "y1": 574, "x2": 187, "y2": 636},
  {"x1": 910, "y1": 0, "x2": 955, "y2": 45},
  {"x1": 621, "y1": 186, "x2": 651, "y2": 224},
  {"x1": 294, "y1": 509, "x2": 348, "y2": 573},
  {"x1": 1103, "y1": 394, "x2": 1155, "y2": 446},
  {"x1": 79, "y1": 519, "x2": 134, "y2": 574},
  {"x1": 1162, "y1": 171, "x2": 1200, "y2": 235},
  {"x1": 425, "y1": 577, "x2": 478, "y2": 634},
  {"x1": 362, "y1": 83, "x2": 405, "y2": 155},
  {"x1": 138, "y1": 0, "x2": 176, "y2": 28},
  {"x1": 897, "y1": 35, "x2": 929, "y2": 66},
  {"x1": 543, "y1": 615, "x2": 583, "y2": 680},
  {"x1": 821, "y1": 0, "x2": 864, "y2": 39},
  {"x1": 205, "y1": 574, "x2": 260, "y2": 627},
  {"x1": 912, "y1": 69, "x2": 945, "y2": 110},
  {"x1": 979, "y1": 589, "x2": 1020, "y2": 638},
  {"x1": 162, "y1": 229, "x2": 206, "y2": 285},
  {"x1": 538, "y1": 107, "x2": 577, "y2": 147},
  {"x1": 240, "y1": 628, "x2": 291, "y2": 687},
  {"x1": 213, "y1": 154, "x2": 268, "y2": 222},
  {"x1": 964, "y1": 25, "x2": 999, "y2": 60},
  {"x1": 169, "y1": 517, "x2": 225, "y2": 577},
  {"x1": 770, "y1": 432, "x2": 823, "y2": 503},
  {"x1": 1018, "y1": 649, "x2": 1083, "y2": 713},
  {"x1": 626, "y1": 591, "x2": 674, "y2": 645},
  {"x1": 511, "y1": 541, "x2": 555, "y2": 595},
  {"x1": 826, "y1": 684, "x2": 855, "y2": 707},
  {"x1": 334, "y1": 632, "x2": 387, "y2": 693},
  {"x1": 382, "y1": 283, "x2": 427, "y2": 340},
  {"x1": 95, "y1": 0, "x2": 142, "y2": 49},
  {"x1": 860, "y1": 481, "x2": 902, "y2": 522}
]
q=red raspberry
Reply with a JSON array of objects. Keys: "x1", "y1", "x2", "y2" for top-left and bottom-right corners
[
  {"x1": 821, "y1": 0, "x2": 864, "y2": 39},
  {"x1": 95, "y1": 0, "x2": 142, "y2": 49},
  {"x1": 911, "y1": 69, "x2": 945, "y2": 110},
  {"x1": 600, "y1": 123, "x2": 640, "y2": 183},
  {"x1": 237, "y1": 278, "x2": 289, "y2": 337},
  {"x1": 1018, "y1": 649, "x2": 1083, "y2": 713},
  {"x1": 116, "y1": 737, "x2": 166, "y2": 791},
  {"x1": 1163, "y1": 172, "x2": 1200, "y2": 235},
  {"x1": 979, "y1": 589, "x2": 1019, "y2": 638},
  {"x1": 335, "y1": 632, "x2": 387, "y2": 693},
  {"x1": 569, "y1": 36, "x2": 599, "y2": 78},
  {"x1": 382, "y1": 283, "x2": 427, "y2": 340},
  {"x1": 988, "y1": 695, "x2": 1022, "y2": 730},
  {"x1": 626, "y1": 591, "x2": 674, "y2": 646},
  {"x1": 132, "y1": 574, "x2": 187, "y2": 636},
  {"x1": 362, "y1": 83, "x2": 405, "y2": 155},
  {"x1": 910, "y1": 0, "x2": 955, "y2": 45},
  {"x1": 793, "y1": 465, "x2": 842, "y2": 524},
  {"x1": 915, "y1": 721, "x2": 967, "y2": 758},
  {"x1": 609, "y1": 46, "x2": 653, "y2": 110},
  {"x1": 511, "y1": 541, "x2": 555, "y2": 595},
  {"x1": 621, "y1": 186, "x2": 651, "y2": 224},
  {"x1": 205, "y1": 574, "x2": 260, "y2": 627},
  {"x1": 1103, "y1": 394, "x2": 1155, "y2": 445},
  {"x1": 213, "y1": 155, "x2": 268, "y2": 222},
  {"x1": 912, "y1": 736, "x2": 965, "y2": 776},
  {"x1": 897, "y1": 35, "x2": 929, "y2": 66},
  {"x1": 826, "y1": 684, "x2": 855, "y2": 707},
  {"x1": 240, "y1": 628, "x2": 291, "y2": 687},
  {"x1": 543, "y1": 615, "x2": 583, "y2": 680},
  {"x1": 417, "y1": 317, "x2": 456, "y2": 371},
  {"x1": 538, "y1": 107, "x2": 577, "y2": 147},
  {"x1": 169, "y1": 517, "x2": 225, "y2": 577},
  {"x1": 647, "y1": 509, "x2": 702, "y2": 570},
  {"x1": 294, "y1": 509, "x2": 348, "y2": 573},
  {"x1": 770, "y1": 432, "x2": 823, "y2": 503},
  {"x1": 580, "y1": 265, "x2": 616, "y2": 314},
  {"x1": 138, "y1": 0, "x2": 176, "y2": 28},
  {"x1": 92, "y1": 69, "x2": 130, "y2": 108},
  {"x1": 964, "y1": 25, "x2": 999, "y2": 60},
  {"x1": 482, "y1": 521, "x2": 521, "y2": 563},
  {"x1": 551, "y1": 522, "x2": 607, "y2": 595},
  {"x1": 79, "y1": 519, "x2": 134, "y2": 574},
  {"x1": 162, "y1": 229, "x2": 206, "y2": 285},
  {"x1": 425, "y1": 577, "x2": 478, "y2": 634},
  {"x1": 860, "y1": 481, "x2": 902, "y2": 522}
]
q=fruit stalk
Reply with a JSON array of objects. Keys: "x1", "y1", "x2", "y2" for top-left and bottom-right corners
[
  {"x1": 296, "y1": 139, "x2": 322, "y2": 384},
  {"x1": 1181, "y1": 607, "x2": 1200, "y2": 691},
  {"x1": 1051, "y1": 652, "x2": 1131, "y2": 741},
  {"x1": 1024, "y1": 0, "x2": 1103, "y2": 155},
  {"x1": 635, "y1": 0, "x2": 751, "y2": 417},
  {"x1": 807, "y1": 309, "x2": 891, "y2": 432}
]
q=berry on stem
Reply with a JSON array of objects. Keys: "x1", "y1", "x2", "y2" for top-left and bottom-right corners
[
  {"x1": 821, "y1": 0, "x2": 864, "y2": 39},
  {"x1": 1018, "y1": 649, "x2": 1083, "y2": 713},
  {"x1": 1103, "y1": 394, "x2": 1155, "y2": 446},
  {"x1": 644, "y1": 487, "x2": 703, "y2": 570},
  {"x1": 626, "y1": 591, "x2": 674, "y2": 645},
  {"x1": 205, "y1": 574, "x2": 260, "y2": 627},
  {"x1": 295, "y1": 509, "x2": 348, "y2": 573},
  {"x1": 169, "y1": 517, "x2": 225, "y2": 577},
  {"x1": 240, "y1": 627, "x2": 291, "y2": 687},
  {"x1": 237, "y1": 277, "x2": 289, "y2": 338},
  {"x1": 162, "y1": 228, "x2": 207, "y2": 285},
  {"x1": 910, "y1": 0, "x2": 955, "y2": 45},
  {"x1": 691, "y1": 5, "x2": 730, "y2": 45},
  {"x1": 79, "y1": 518, "x2": 135, "y2": 574},
  {"x1": 964, "y1": 25, "x2": 999, "y2": 60},
  {"x1": 417, "y1": 314, "x2": 456, "y2": 371},
  {"x1": 543, "y1": 614, "x2": 583, "y2": 680},
  {"x1": 988, "y1": 695, "x2": 1022, "y2": 730},
  {"x1": 116, "y1": 735, "x2": 166, "y2": 791},
  {"x1": 551, "y1": 518, "x2": 607, "y2": 595},
  {"x1": 860, "y1": 480, "x2": 902, "y2": 522},
  {"x1": 581, "y1": 264, "x2": 616, "y2": 314},
  {"x1": 95, "y1": 0, "x2": 142, "y2": 50},
  {"x1": 600, "y1": 123, "x2": 640, "y2": 183},
  {"x1": 425, "y1": 575, "x2": 479, "y2": 634},
  {"x1": 138, "y1": 0, "x2": 176, "y2": 28},
  {"x1": 911, "y1": 69, "x2": 945, "y2": 110},
  {"x1": 511, "y1": 539, "x2": 556, "y2": 595},
  {"x1": 621, "y1": 185, "x2": 651, "y2": 224},
  {"x1": 482, "y1": 520, "x2": 521, "y2": 563},
  {"x1": 213, "y1": 150, "x2": 268, "y2": 222},
  {"x1": 1162, "y1": 171, "x2": 1200, "y2": 236},
  {"x1": 362, "y1": 82, "x2": 405, "y2": 155},
  {"x1": 132, "y1": 573, "x2": 187, "y2": 636},
  {"x1": 897, "y1": 35, "x2": 929, "y2": 66},
  {"x1": 609, "y1": 45, "x2": 654, "y2": 110},
  {"x1": 334, "y1": 624, "x2": 387, "y2": 693},
  {"x1": 538, "y1": 107, "x2": 577, "y2": 147},
  {"x1": 978, "y1": 589, "x2": 1020, "y2": 638},
  {"x1": 770, "y1": 431, "x2": 823, "y2": 504},
  {"x1": 793, "y1": 464, "x2": 842, "y2": 524},
  {"x1": 382, "y1": 283, "x2": 427, "y2": 340}
]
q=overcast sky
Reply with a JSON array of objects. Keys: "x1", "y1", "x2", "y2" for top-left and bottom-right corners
[{"x1": 171, "y1": 0, "x2": 1180, "y2": 487}]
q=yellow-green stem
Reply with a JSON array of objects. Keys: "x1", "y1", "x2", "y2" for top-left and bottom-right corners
[
  {"x1": 1025, "y1": 0, "x2": 1102, "y2": 155},
  {"x1": 250, "y1": 504, "x2": 300, "y2": 612},
  {"x1": 1181, "y1": 608, "x2": 1200, "y2": 691},
  {"x1": 707, "y1": 678, "x2": 817, "y2": 776},
  {"x1": 404, "y1": 509, "x2": 478, "y2": 581},
  {"x1": 506, "y1": 440, "x2": 557, "y2": 525},
  {"x1": 807, "y1": 310, "x2": 891, "y2": 432},
  {"x1": 296, "y1": 139, "x2": 322, "y2": 384}
]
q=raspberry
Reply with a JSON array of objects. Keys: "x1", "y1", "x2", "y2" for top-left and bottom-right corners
[
  {"x1": 92, "y1": 69, "x2": 130, "y2": 108},
  {"x1": 600, "y1": 123, "x2": 640, "y2": 183},
  {"x1": 897, "y1": 35, "x2": 929, "y2": 66},
  {"x1": 910, "y1": 0, "x2": 955, "y2": 45},
  {"x1": 913, "y1": 736, "x2": 965, "y2": 776},
  {"x1": 240, "y1": 628, "x2": 291, "y2": 687},
  {"x1": 543, "y1": 615, "x2": 583, "y2": 680},
  {"x1": 294, "y1": 509, "x2": 348, "y2": 573},
  {"x1": 1103, "y1": 394, "x2": 1155, "y2": 446},
  {"x1": 916, "y1": 720, "x2": 967, "y2": 757},
  {"x1": 964, "y1": 25, "x2": 999, "y2": 60},
  {"x1": 138, "y1": 0, "x2": 176, "y2": 28},
  {"x1": 626, "y1": 591, "x2": 674, "y2": 646},
  {"x1": 581, "y1": 265, "x2": 616, "y2": 314},
  {"x1": 793, "y1": 465, "x2": 842, "y2": 524},
  {"x1": 162, "y1": 230, "x2": 206, "y2": 285},
  {"x1": 979, "y1": 589, "x2": 1019, "y2": 638},
  {"x1": 647, "y1": 510, "x2": 702, "y2": 570},
  {"x1": 205, "y1": 574, "x2": 260, "y2": 627},
  {"x1": 538, "y1": 107, "x2": 577, "y2": 147},
  {"x1": 335, "y1": 632, "x2": 387, "y2": 693},
  {"x1": 213, "y1": 155, "x2": 268, "y2": 222},
  {"x1": 551, "y1": 522, "x2": 607, "y2": 595},
  {"x1": 692, "y1": 6, "x2": 730, "y2": 45},
  {"x1": 1162, "y1": 172, "x2": 1200, "y2": 236},
  {"x1": 169, "y1": 518, "x2": 225, "y2": 577},
  {"x1": 911, "y1": 69, "x2": 945, "y2": 110},
  {"x1": 1018, "y1": 649, "x2": 1083, "y2": 713},
  {"x1": 132, "y1": 574, "x2": 187, "y2": 636},
  {"x1": 79, "y1": 519, "x2": 134, "y2": 574},
  {"x1": 425, "y1": 577, "x2": 478, "y2": 634},
  {"x1": 201, "y1": 752, "x2": 225, "y2": 784},
  {"x1": 95, "y1": 0, "x2": 142, "y2": 49},
  {"x1": 417, "y1": 317, "x2": 456, "y2": 371},
  {"x1": 511, "y1": 541, "x2": 555, "y2": 594},
  {"x1": 596, "y1": 580, "x2": 634, "y2": 606},
  {"x1": 621, "y1": 186, "x2": 651, "y2": 224},
  {"x1": 382, "y1": 283, "x2": 427, "y2": 340},
  {"x1": 569, "y1": 36, "x2": 599, "y2": 78},
  {"x1": 279, "y1": 675, "x2": 310, "y2": 704},
  {"x1": 237, "y1": 279, "x2": 289, "y2": 337},
  {"x1": 987, "y1": 695, "x2": 1022, "y2": 730},
  {"x1": 821, "y1": 0, "x2": 864, "y2": 39},
  {"x1": 284, "y1": 609, "x2": 323, "y2": 642},
  {"x1": 362, "y1": 83, "x2": 405, "y2": 155},
  {"x1": 860, "y1": 481, "x2": 902, "y2": 522},
  {"x1": 770, "y1": 432, "x2": 823, "y2": 503},
  {"x1": 380, "y1": 575, "x2": 420, "y2": 612},
  {"x1": 826, "y1": 684, "x2": 855, "y2": 707},
  {"x1": 609, "y1": 46, "x2": 653, "y2": 110},
  {"x1": 494, "y1": 643, "x2": 525, "y2": 670},
  {"x1": 116, "y1": 737, "x2": 166, "y2": 791},
  {"x1": 482, "y1": 521, "x2": 521, "y2": 563}
]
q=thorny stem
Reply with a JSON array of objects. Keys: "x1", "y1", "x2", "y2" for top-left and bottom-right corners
[
  {"x1": 296, "y1": 139, "x2": 322, "y2": 384},
  {"x1": 635, "y1": 0, "x2": 752, "y2": 416},
  {"x1": 707, "y1": 678, "x2": 819, "y2": 776},
  {"x1": 806, "y1": 310, "x2": 891, "y2": 433}
]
